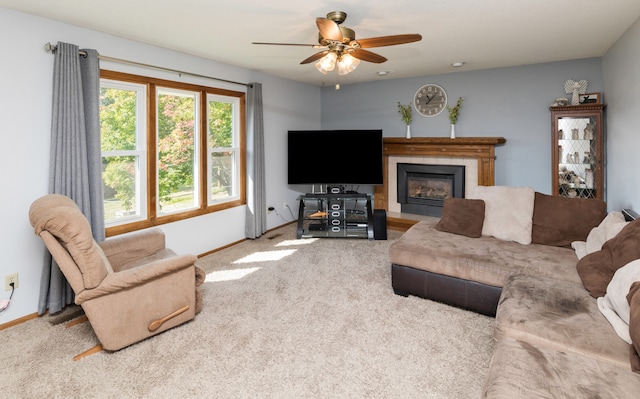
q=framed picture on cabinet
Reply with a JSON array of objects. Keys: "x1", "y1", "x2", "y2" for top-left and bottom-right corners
[{"x1": 580, "y1": 92, "x2": 600, "y2": 104}]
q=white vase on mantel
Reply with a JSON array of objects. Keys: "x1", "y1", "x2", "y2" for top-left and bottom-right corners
[
  {"x1": 450, "y1": 124, "x2": 456, "y2": 139},
  {"x1": 406, "y1": 125, "x2": 411, "y2": 139}
]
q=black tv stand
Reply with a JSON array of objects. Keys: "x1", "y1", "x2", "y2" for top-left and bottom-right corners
[{"x1": 296, "y1": 193, "x2": 374, "y2": 239}]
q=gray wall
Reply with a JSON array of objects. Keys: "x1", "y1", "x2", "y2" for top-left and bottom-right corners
[
  {"x1": 603, "y1": 17, "x2": 640, "y2": 212},
  {"x1": 0, "y1": 7, "x2": 320, "y2": 322},
  {"x1": 321, "y1": 59, "x2": 604, "y2": 195}
]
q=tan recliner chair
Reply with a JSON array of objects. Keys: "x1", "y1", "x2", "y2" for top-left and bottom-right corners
[{"x1": 29, "y1": 194, "x2": 200, "y2": 353}]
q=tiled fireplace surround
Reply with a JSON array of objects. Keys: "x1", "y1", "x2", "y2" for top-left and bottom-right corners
[{"x1": 373, "y1": 137, "x2": 506, "y2": 230}]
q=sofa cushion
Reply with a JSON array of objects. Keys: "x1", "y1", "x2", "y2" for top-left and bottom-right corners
[
  {"x1": 597, "y1": 259, "x2": 640, "y2": 344},
  {"x1": 585, "y1": 212, "x2": 628, "y2": 254},
  {"x1": 531, "y1": 192, "x2": 606, "y2": 247},
  {"x1": 469, "y1": 186, "x2": 535, "y2": 245},
  {"x1": 628, "y1": 282, "x2": 640, "y2": 373},
  {"x1": 495, "y1": 273, "x2": 630, "y2": 368},
  {"x1": 482, "y1": 337, "x2": 640, "y2": 399},
  {"x1": 435, "y1": 198, "x2": 485, "y2": 238},
  {"x1": 571, "y1": 211, "x2": 628, "y2": 260},
  {"x1": 577, "y1": 219, "x2": 640, "y2": 298}
]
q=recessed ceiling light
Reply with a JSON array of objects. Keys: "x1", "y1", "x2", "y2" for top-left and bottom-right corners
[
  {"x1": 452, "y1": 62, "x2": 466, "y2": 68},
  {"x1": 376, "y1": 71, "x2": 390, "y2": 76}
]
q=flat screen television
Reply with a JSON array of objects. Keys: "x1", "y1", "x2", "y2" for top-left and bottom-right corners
[{"x1": 287, "y1": 129, "x2": 384, "y2": 185}]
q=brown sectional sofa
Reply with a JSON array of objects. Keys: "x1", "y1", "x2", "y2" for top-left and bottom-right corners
[
  {"x1": 389, "y1": 221, "x2": 582, "y2": 316},
  {"x1": 388, "y1": 186, "x2": 640, "y2": 397}
]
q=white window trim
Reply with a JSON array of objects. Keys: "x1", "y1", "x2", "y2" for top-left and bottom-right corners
[
  {"x1": 207, "y1": 94, "x2": 241, "y2": 205},
  {"x1": 101, "y1": 79, "x2": 148, "y2": 227}
]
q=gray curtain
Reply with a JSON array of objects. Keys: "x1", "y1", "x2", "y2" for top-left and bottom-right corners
[
  {"x1": 38, "y1": 42, "x2": 104, "y2": 315},
  {"x1": 245, "y1": 83, "x2": 267, "y2": 239}
]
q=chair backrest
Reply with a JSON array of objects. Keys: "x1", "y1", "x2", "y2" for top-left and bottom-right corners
[{"x1": 29, "y1": 194, "x2": 112, "y2": 292}]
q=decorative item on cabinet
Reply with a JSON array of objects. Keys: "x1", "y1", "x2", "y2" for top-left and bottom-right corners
[
  {"x1": 558, "y1": 145, "x2": 563, "y2": 162},
  {"x1": 564, "y1": 79, "x2": 588, "y2": 105},
  {"x1": 571, "y1": 128, "x2": 579, "y2": 139},
  {"x1": 551, "y1": 97, "x2": 570, "y2": 106},
  {"x1": 573, "y1": 175, "x2": 581, "y2": 186},
  {"x1": 585, "y1": 169, "x2": 594, "y2": 188},
  {"x1": 584, "y1": 122, "x2": 594, "y2": 140},
  {"x1": 580, "y1": 93, "x2": 601, "y2": 104}
]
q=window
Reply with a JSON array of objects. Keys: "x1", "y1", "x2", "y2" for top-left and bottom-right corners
[
  {"x1": 207, "y1": 94, "x2": 241, "y2": 205},
  {"x1": 100, "y1": 80, "x2": 147, "y2": 223},
  {"x1": 100, "y1": 70, "x2": 245, "y2": 236},
  {"x1": 156, "y1": 87, "x2": 199, "y2": 215}
]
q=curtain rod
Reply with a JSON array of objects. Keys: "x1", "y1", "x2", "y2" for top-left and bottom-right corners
[{"x1": 44, "y1": 42, "x2": 250, "y2": 88}]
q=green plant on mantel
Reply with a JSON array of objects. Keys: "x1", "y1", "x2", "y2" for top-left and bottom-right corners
[
  {"x1": 447, "y1": 97, "x2": 464, "y2": 125},
  {"x1": 397, "y1": 102, "x2": 412, "y2": 125}
]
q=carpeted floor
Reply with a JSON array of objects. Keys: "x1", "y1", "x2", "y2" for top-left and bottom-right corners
[{"x1": 0, "y1": 224, "x2": 494, "y2": 398}]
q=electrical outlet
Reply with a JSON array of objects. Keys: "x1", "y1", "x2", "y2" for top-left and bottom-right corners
[
  {"x1": 283, "y1": 201, "x2": 288, "y2": 209},
  {"x1": 4, "y1": 273, "x2": 18, "y2": 291}
]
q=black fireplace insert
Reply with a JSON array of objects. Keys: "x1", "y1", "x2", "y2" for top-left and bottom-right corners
[{"x1": 397, "y1": 163, "x2": 465, "y2": 217}]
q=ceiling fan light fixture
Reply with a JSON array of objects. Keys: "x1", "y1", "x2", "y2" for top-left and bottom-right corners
[
  {"x1": 255, "y1": 11, "x2": 423, "y2": 77},
  {"x1": 337, "y1": 53, "x2": 360, "y2": 75},
  {"x1": 315, "y1": 52, "x2": 337, "y2": 74}
]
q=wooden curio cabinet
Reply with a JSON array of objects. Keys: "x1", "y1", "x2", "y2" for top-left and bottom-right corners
[{"x1": 550, "y1": 104, "x2": 605, "y2": 200}]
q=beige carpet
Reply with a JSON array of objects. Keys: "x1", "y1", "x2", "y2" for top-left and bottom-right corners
[{"x1": 0, "y1": 224, "x2": 494, "y2": 398}]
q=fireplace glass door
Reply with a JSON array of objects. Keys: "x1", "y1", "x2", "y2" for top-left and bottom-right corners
[{"x1": 397, "y1": 163, "x2": 464, "y2": 217}]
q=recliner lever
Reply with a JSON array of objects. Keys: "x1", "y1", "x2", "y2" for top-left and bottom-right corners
[{"x1": 148, "y1": 305, "x2": 190, "y2": 332}]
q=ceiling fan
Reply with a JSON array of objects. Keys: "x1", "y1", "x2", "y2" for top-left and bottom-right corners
[{"x1": 252, "y1": 11, "x2": 422, "y2": 76}]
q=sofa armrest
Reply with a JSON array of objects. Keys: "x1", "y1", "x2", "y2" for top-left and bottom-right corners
[
  {"x1": 74, "y1": 253, "x2": 197, "y2": 304},
  {"x1": 99, "y1": 228, "x2": 166, "y2": 270}
]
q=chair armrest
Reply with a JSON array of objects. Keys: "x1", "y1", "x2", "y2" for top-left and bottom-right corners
[
  {"x1": 74, "y1": 253, "x2": 197, "y2": 304},
  {"x1": 99, "y1": 228, "x2": 166, "y2": 270}
]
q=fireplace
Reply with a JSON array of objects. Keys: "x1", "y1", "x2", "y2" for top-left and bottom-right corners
[
  {"x1": 397, "y1": 163, "x2": 465, "y2": 217},
  {"x1": 373, "y1": 137, "x2": 505, "y2": 229}
]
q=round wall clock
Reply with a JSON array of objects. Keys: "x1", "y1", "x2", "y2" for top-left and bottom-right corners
[{"x1": 414, "y1": 84, "x2": 447, "y2": 117}]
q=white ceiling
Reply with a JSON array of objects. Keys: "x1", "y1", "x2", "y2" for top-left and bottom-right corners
[{"x1": 2, "y1": 0, "x2": 640, "y2": 86}]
